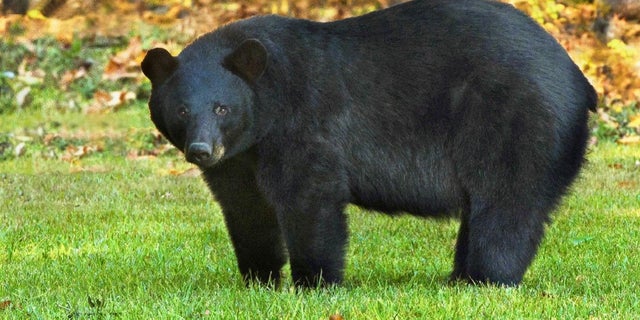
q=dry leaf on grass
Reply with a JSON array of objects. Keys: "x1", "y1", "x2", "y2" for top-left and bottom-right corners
[
  {"x1": 618, "y1": 135, "x2": 640, "y2": 145},
  {"x1": 86, "y1": 90, "x2": 136, "y2": 113},
  {"x1": 103, "y1": 37, "x2": 146, "y2": 81}
]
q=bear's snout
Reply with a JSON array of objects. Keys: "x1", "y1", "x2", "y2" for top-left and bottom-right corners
[
  {"x1": 186, "y1": 142, "x2": 224, "y2": 167},
  {"x1": 186, "y1": 142, "x2": 211, "y2": 164}
]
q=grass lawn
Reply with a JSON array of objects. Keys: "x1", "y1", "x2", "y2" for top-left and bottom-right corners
[{"x1": 1, "y1": 105, "x2": 639, "y2": 319}]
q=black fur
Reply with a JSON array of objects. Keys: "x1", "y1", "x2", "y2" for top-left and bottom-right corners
[{"x1": 141, "y1": 0, "x2": 596, "y2": 287}]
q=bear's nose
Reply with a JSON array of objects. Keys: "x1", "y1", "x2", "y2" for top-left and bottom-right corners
[{"x1": 186, "y1": 142, "x2": 212, "y2": 165}]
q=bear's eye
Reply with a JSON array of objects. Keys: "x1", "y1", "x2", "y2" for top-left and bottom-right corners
[
  {"x1": 214, "y1": 105, "x2": 229, "y2": 116},
  {"x1": 177, "y1": 106, "x2": 189, "y2": 118}
]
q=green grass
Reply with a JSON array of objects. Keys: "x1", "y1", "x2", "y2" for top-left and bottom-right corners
[{"x1": 1, "y1": 108, "x2": 639, "y2": 319}]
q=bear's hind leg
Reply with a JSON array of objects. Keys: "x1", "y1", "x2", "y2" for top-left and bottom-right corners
[{"x1": 457, "y1": 199, "x2": 549, "y2": 286}]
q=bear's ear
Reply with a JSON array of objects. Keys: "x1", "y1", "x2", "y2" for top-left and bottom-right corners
[
  {"x1": 223, "y1": 39, "x2": 268, "y2": 83},
  {"x1": 141, "y1": 48, "x2": 178, "y2": 86}
]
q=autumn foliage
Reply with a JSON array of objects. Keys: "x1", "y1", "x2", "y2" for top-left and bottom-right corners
[{"x1": 1, "y1": 0, "x2": 639, "y2": 144}]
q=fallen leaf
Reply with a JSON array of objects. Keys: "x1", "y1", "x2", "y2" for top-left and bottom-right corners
[
  {"x1": 14, "y1": 142, "x2": 26, "y2": 157},
  {"x1": 26, "y1": 9, "x2": 47, "y2": 20},
  {"x1": 60, "y1": 68, "x2": 88, "y2": 89},
  {"x1": 618, "y1": 135, "x2": 640, "y2": 145},
  {"x1": 17, "y1": 62, "x2": 45, "y2": 85},
  {"x1": 61, "y1": 144, "x2": 100, "y2": 162},
  {"x1": 329, "y1": 314, "x2": 345, "y2": 320},
  {"x1": 0, "y1": 300, "x2": 12, "y2": 309},
  {"x1": 0, "y1": 300, "x2": 21, "y2": 310},
  {"x1": 167, "y1": 167, "x2": 200, "y2": 177},
  {"x1": 126, "y1": 150, "x2": 156, "y2": 161},
  {"x1": 87, "y1": 90, "x2": 136, "y2": 113},
  {"x1": 609, "y1": 163, "x2": 624, "y2": 169},
  {"x1": 103, "y1": 37, "x2": 145, "y2": 81},
  {"x1": 15, "y1": 87, "x2": 31, "y2": 107},
  {"x1": 69, "y1": 165, "x2": 109, "y2": 173},
  {"x1": 142, "y1": 5, "x2": 189, "y2": 24},
  {"x1": 161, "y1": 192, "x2": 174, "y2": 199},
  {"x1": 628, "y1": 115, "x2": 640, "y2": 128},
  {"x1": 617, "y1": 180, "x2": 637, "y2": 189}
]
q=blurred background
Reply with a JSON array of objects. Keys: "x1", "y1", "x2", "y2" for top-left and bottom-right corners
[{"x1": 0, "y1": 0, "x2": 639, "y2": 162}]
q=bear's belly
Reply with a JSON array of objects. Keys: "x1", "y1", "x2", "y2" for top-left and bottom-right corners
[{"x1": 346, "y1": 155, "x2": 464, "y2": 217}]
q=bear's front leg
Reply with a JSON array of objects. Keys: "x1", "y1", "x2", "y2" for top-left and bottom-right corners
[
  {"x1": 259, "y1": 145, "x2": 350, "y2": 288},
  {"x1": 202, "y1": 157, "x2": 287, "y2": 287},
  {"x1": 281, "y1": 198, "x2": 349, "y2": 288}
]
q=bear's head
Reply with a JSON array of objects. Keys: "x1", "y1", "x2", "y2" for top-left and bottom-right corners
[{"x1": 141, "y1": 39, "x2": 268, "y2": 168}]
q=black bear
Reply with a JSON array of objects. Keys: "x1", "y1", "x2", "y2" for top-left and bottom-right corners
[{"x1": 141, "y1": 0, "x2": 596, "y2": 287}]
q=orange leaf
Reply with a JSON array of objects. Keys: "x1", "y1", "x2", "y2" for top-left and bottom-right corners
[
  {"x1": 60, "y1": 68, "x2": 87, "y2": 89},
  {"x1": 0, "y1": 300, "x2": 20, "y2": 310},
  {"x1": 628, "y1": 115, "x2": 640, "y2": 129},
  {"x1": 103, "y1": 37, "x2": 144, "y2": 81}
]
